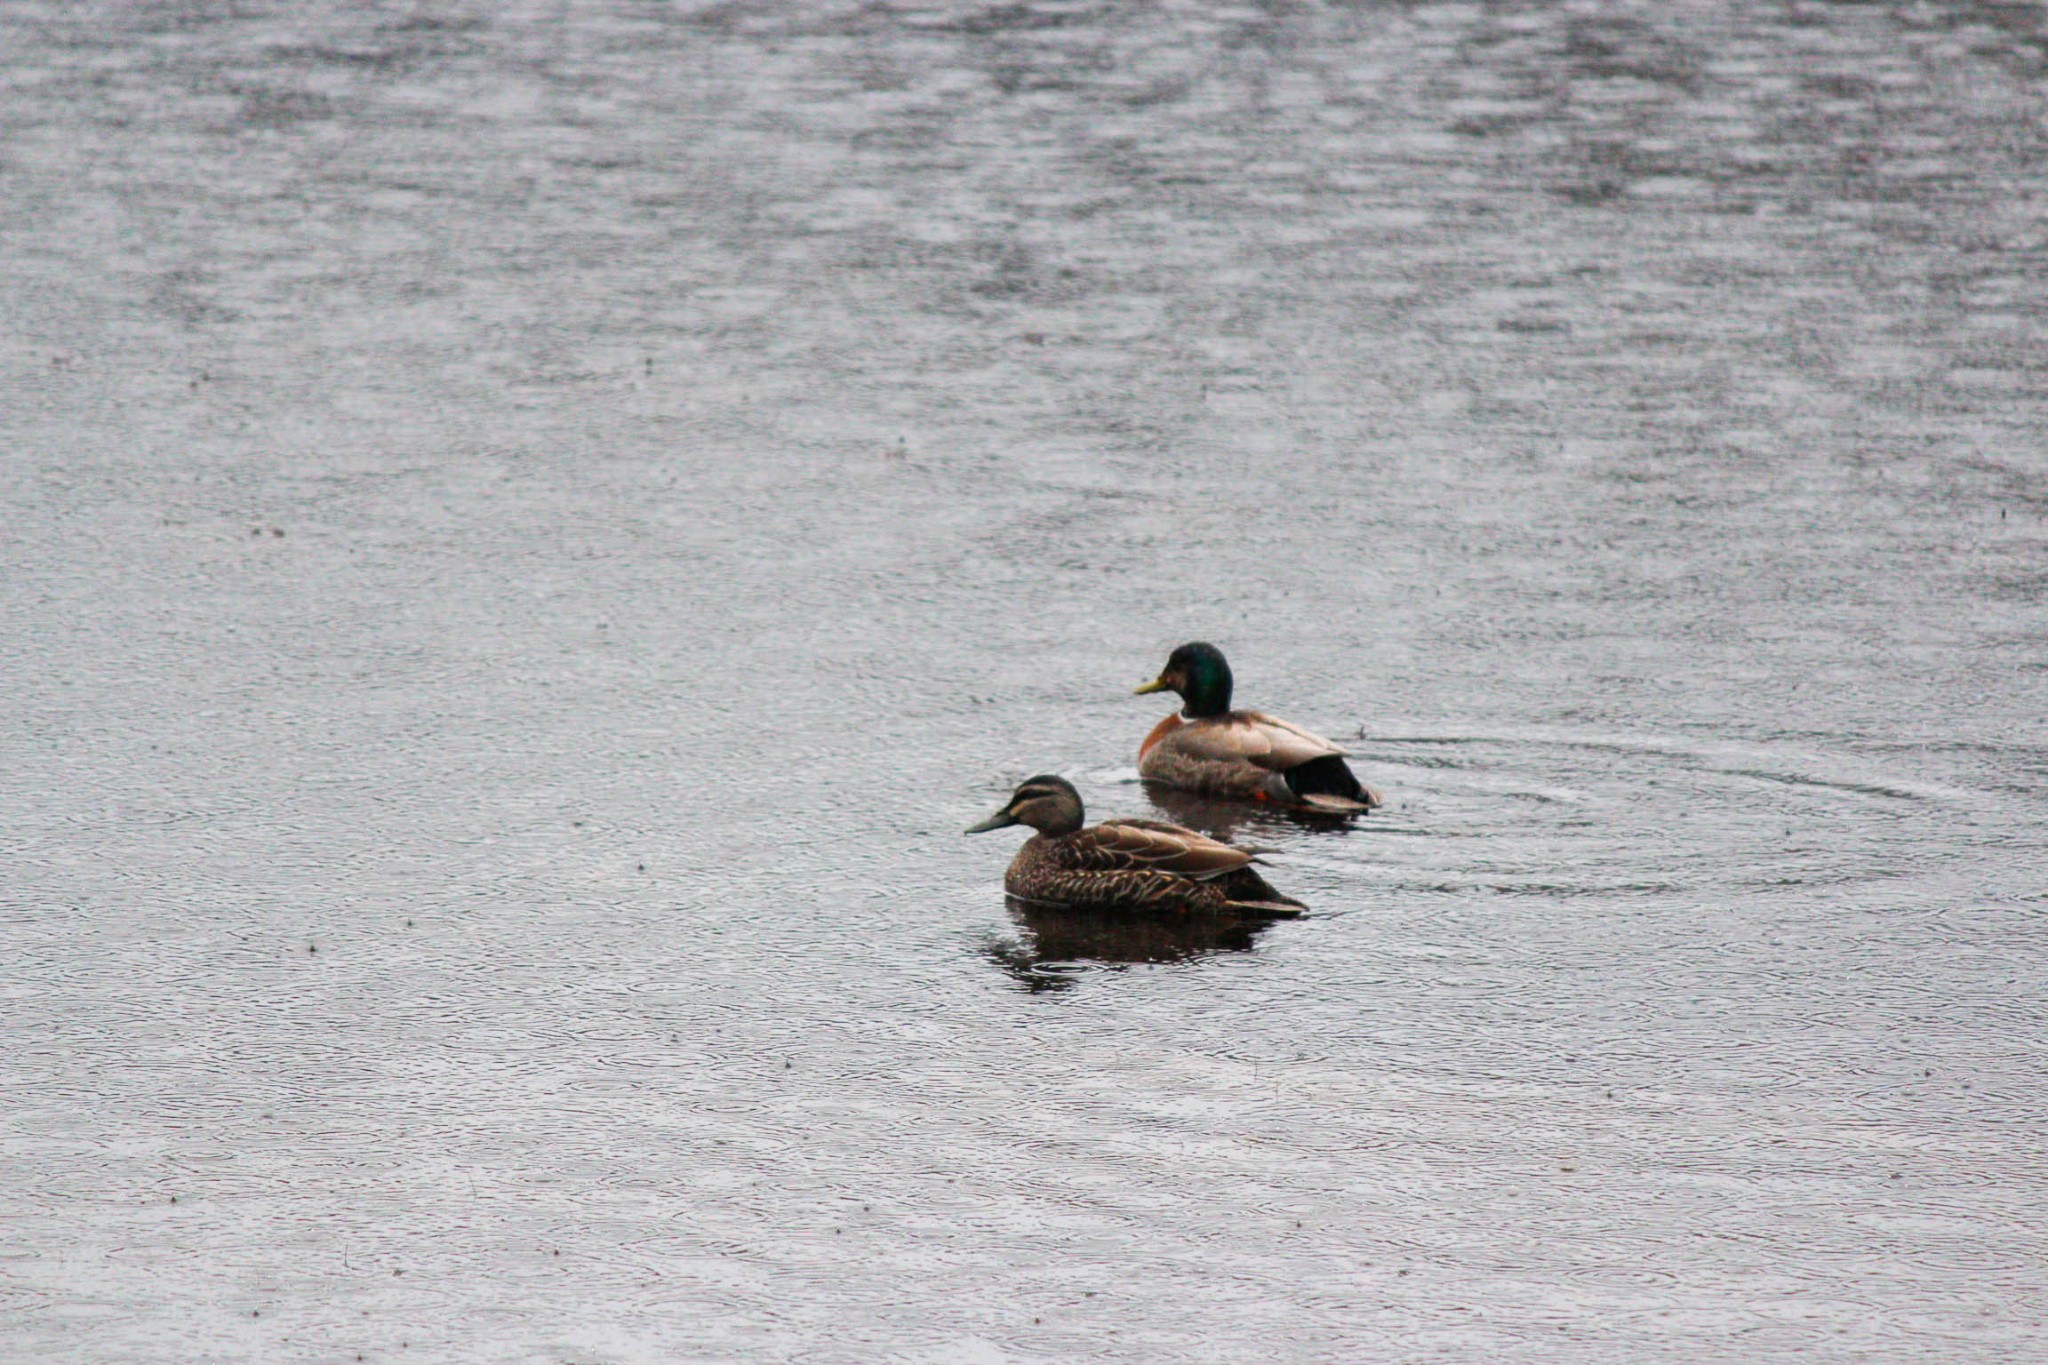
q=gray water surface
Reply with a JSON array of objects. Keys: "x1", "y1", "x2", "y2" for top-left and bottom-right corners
[{"x1": 5, "y1": 1, "x2": 2047, "y2": 1361}]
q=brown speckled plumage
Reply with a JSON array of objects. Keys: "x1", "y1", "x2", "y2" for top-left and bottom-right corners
[{"x1": 967, "y1": 776, "x2": 1305, "y2": 918}]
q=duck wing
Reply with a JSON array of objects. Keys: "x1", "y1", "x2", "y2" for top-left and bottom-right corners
[
  {"x1": 1065, "y1": 819, "x2": 1257, "y2": 881},
  {"x1": 1172, "y1": 711, "x2": 1347, "y2": 773}
]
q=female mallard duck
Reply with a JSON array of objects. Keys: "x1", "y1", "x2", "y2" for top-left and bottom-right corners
[
  {"x1": 1134, "y1": 642, "x2": 1380, "y2": 813},
  {"x1": 966, "y1": 775, "x2": 1306, "y2": 917}
]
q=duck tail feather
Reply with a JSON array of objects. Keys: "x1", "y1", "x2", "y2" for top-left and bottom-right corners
[
  {"x1": 1284, "y1": 754, "x2": 1379, "y2": 809},
  {"x1": 1223, "y1": 899, "x2": 1308, "y2": 919},
  {"x1": 1298, "y1": 791, "x2": 1373, "y2": 813}
]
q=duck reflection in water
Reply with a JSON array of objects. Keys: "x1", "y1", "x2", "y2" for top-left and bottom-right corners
[
  {"x1": 987, "y1": 896, "x2": 1282, "y2": 992},
  {"x1": 1142, "y1": 783, "x2": 1359, "y2": 845}
]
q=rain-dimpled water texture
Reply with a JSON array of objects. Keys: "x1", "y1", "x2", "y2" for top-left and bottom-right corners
[{"x1": 3, "y1": 0, "x2": 2046, "y2": 1361}]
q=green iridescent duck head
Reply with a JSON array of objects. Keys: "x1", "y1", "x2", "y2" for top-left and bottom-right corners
[{"x1": 1134, "y1": 641, "x2": 1234, "y2": 718}]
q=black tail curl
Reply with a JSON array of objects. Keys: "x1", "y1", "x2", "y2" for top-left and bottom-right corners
[{"x1": 1282, "y1": 753, "x2": 1372, "y2": 806}]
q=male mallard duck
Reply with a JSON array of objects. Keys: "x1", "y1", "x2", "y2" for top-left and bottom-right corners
[
  {"x1": 1134, "y1": 642, "x2": 1380, "y2": 813},
  {"x1": 966, "y1": 775, "x2": 1305, "y2": 917}
]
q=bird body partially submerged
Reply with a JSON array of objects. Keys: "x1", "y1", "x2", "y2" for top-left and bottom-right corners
[
  {"x1": 1134, "y1": 643, "x2": 1380, "y2": 813},
  {"x1": 966, "y1": 776, "x2": 1305, "y2": 917}
]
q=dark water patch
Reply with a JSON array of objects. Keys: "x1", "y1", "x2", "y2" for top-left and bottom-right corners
[{"x1": 985, "y1": 898, "x2": 1277, "y2": 992}]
